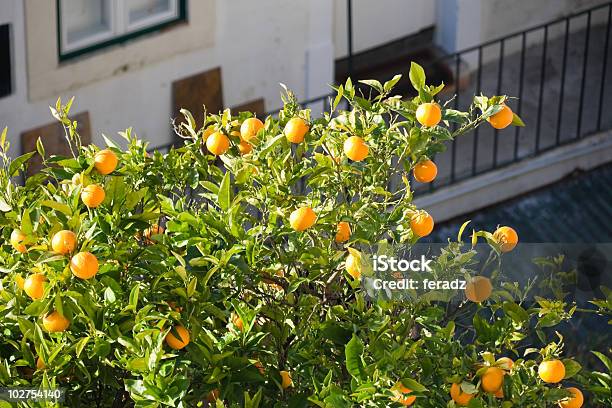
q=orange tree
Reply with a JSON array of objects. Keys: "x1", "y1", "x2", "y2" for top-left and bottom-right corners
[{"x1": 0, "y1": 63, "x2": 609, "y2": 407}]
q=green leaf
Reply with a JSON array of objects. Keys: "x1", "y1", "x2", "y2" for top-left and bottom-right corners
[
  {"x1": 9, "y1": 152, "x2": 36, "y2": 177},
  {"x1": 512, "y1": 112, "x2": 526, "y2": 127},
  {"x1": 562, "y1": 359, "x2": 581, "y2": 379},
  {"x1": 41, "y1": 200, "x2": 72, "y2": 216},
  {"x1": 383, "y1": 74, "x2": 402, "y2": 93},
  {"x1": 358, "y1": 79, "x2": 383, "y2": 94},
  {"x1": 400, "y1": 378, "x2": 427, "y2": 392},
  {"x1": 218, "y1": 172, "x2": 231, "y2": 211},
  {"x1": 503, "y1": 301, "x2": 529, "y2": 323},
  {"x1": 409, "y1": 62, "x2": 426, "y2": 91},
  {"x1": 458, "y1": 220, "x2": 471, "y2": 242},
  {"x1": 345, "y1": 335, "x2": 365, "y2": 381},
  {"x1": 36, "y1": 137, "x2": 45, "y2": 158}
]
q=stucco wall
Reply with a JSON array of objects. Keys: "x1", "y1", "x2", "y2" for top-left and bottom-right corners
[
  {"x1": 333, "y1": 0, "x2": 436, "y2": 58},
  {"x1": 0, "y1": 0, "x2": 333, "y2": 153}
]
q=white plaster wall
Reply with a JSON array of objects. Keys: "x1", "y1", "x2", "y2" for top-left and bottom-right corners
[
  {"x1": 0, "y1": 0, "x2": 334, "y2": 155},
  {"x1": 333, "y1": 0, "x2": 436, "y2": 58}
]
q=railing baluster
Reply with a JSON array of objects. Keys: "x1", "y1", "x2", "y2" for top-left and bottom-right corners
[
  {"x1": 535, "y1": 25, "x2": 549, "y2": 153},
  {"x1": 472, "y1": 46, "x2": 483, "y2": 176},
  {"x1": 346, "y1": 0, "x2": 354, "y2": 79},
  {"x1": 577, "y1": 11, "x2": 592, "y2": 139},
  {"x1": 556, "y1": 18, "x2": 570, "y2": 145},
  {"x1": 451, "y1": 54, "x2": 460, "y2": 183},
  {"x1": 493, "y1": 39, "x2": 505, "y2": 167},
  {"x1": 597, "y1": 4, "x2": 612, "y2": 131},
  {"x1": 514, "y1": 32, "x2": 527, "y2": 161}
]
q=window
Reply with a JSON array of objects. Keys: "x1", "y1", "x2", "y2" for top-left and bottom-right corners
[
  {"x1": 0, "y1": 24, "x2": 11, "y2": 98},
  {"x1": 58, "y1": 0, "x2": 186, "y2": 60}
]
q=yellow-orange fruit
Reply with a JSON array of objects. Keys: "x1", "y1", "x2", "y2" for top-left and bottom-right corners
[
  {"x1": 413, "y1": 160, "x2": 438, "y2": 183},
  {"x1": 51, "y1": 230, "x2": 77, "y2": 254},
  {"x1": 10, "y1": 229, "x2": 28, "y2": 253},
  {"x1": 284, "y1": 118, "x2": 309, "y2": 143},
  {"x1": 391, "y1": 383, "x2": 417, "y2": 406},
  {"x1": 494, "y1": 387, "x2": 504, "y2": 399},
  {"x1": 345, "y1": 253, "x2": 362, "y2": 280},
  {"x1": 231, "y1": 312, "x2": 244, "y2": 331},
  {"x1": 70, "y1": 252, "x2": 99, "y2": 280},
  {"x1": 144, "y1": 224, "x2": 165, "y2": 242},
  {"x1": 238, "y1": 140, "x2": 253, "y2": 155},
  {"x1": 94, "y1": 149, "x2": 118, "y2": 175},
  {"x1": 343, "y1": 136, "x2": 369, "y2": 162},
  {"x1": 335, "y1": 221, "x2": 351, "y2": 243},
  {"x1": 450, "y1": 383, "x2": 474, "y2": 406},
  {"x1": 538, "y1": 359, "x2": 566, "y2": 383},
  {"x1": 165, "y1": 325, "x2": 190, "y2": 350},
  {"x1": 481, "y1": 367, "x2": 505, "y2": 393},
  {"x1": 410, "y1": 211, "x2": 434, "y2": 237},
  {"x1": 280, "y1": 370, "x2": 293, "y2": 389},
  {"x1": 24, "y1": 273, "x2": 46, "y2": 300},
  {"x1": 42, "y1": 311, "x2": 70, "y2": 333},
  {"x1": 206, "y1": 132, "x2": 230, "y2": 155},
  {"x1": 240, "y1": 118, "x2": 265, "y2": 142},
  {"x1": 558, "y1": 387, "x2": 584, "y2": 408},
  {"x1": 487, "y1": 105, "x2": 514, "y2": 129},
  {"x1": 81, "y1": 184, "x2": 106, "y2": 208},
  {"x1": 465, "y1": 276, "x2": 493, "y2": 303},
  {"x1": 289, "y1": 207, "x2": 317, "y2": 231},
  {"x1": 36, "y1": 357, "x2": 46, "y2": 370},
  {"x1": 493, "y1": 226, "x2": 518, "y2": 252},
  {"x1": 416, "y1": 103, "x2": 442, "y2": 127}
]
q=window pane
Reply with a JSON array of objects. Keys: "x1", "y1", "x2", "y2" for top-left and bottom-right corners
[
  {"x1": 127, "y1": 0, "x2": 175, "y2": 25},
  {"x1": 62, "y1": 0, "x2": 113, "y2": 47}
]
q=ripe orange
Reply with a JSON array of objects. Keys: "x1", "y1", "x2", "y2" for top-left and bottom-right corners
[
  {"x1": 345, "y1": 253, "x2": 362, "y2": 279},
  {"x1": 238, "y1": 140, "x2": 253, "y2": 155},
  {"x1": 391, "y1": 383, "x2": 417, "y2": 406},
  {"x1": 231, "y1": 312, "x2": 244, "y2": 331},
  {"x1": 289, "y1": 207, "x2": 317, "y2": 231},
  {"x1": 51, "y1": 230, "x2": 77, "y2": 254},
  {"x1": 24, "y1": 273, "x2": 46, "y2": 300},
  {"x1": 335, "y1": 221, "x2": 351, "y2": 243},
  {"x1": 481, "y1": 367, "x2": 504, "y2": 393},
  {"x1": 165, "y1": 325, "x2": 190, "y2": 350},
  {"x1": 343, "y1": 136, "x2": 369, "y2": 162},
  {"x1": 538, "y1": 359, "x2": 566, "y2": 383},
  {"x1": 465, "y1": 276, "x2": 493, "y2": 303},
  {"x1": 81, "y1": 184, "x2": 106, "y2": 208},
  {"x1": 70, "y1": 252, "x2": 99, "y2": 279},
  {"x1": 240, "y1": 117, "x2": 264, "y2": 142},
  {"x1": 94, "y1": 149, "x2": 118, "y2": 175},
  {"x1": 487, "y1": 104, "x2": 514, "y2": 129},
  {"x1": 284, "y1": 118, "x2": 309, "y2": 143},
  {"x1": 450, "y1": 383, "x2": 474, "y2": 406},
  {"x1": 496, "y1": 357, "x2": 514, "y2": 371},
  {"x1": 416, "y1": 103, "x2": 442, "y2": 127},
  {"x1": 413, "y1": 160, "x2": 438, "y2": 183},
  {"x1": 280, "y1": 370, "x2": 293, "y2": 389},
  {"x1": 493, "y1": 226, "x2": 518, "y2": 252},
  {"x1": 558, "y1": 387, "x2": 584, "y2": 408},
  {"x1": 42, "y1": 311, "x2": 70, "y2": 333},
  {"x1": 494, "y1": 387, "x2": 504, "y2": 399},
  {"x1": 36, "y1": 357, "x2": 46, "y2": 370},
  {"x1": 10, "y1": 229, "x2": 28, "y2": 253},
  {"x1": 144, "y1": 224, "x2": 165, "y2": 242},
  {"x1": 206, "y1": 132, "x2": 230, "y2": 155},
  {"x1": 202, "y1": 126, "x2": 215, "y2": 141},
  {"x1": 410, "y1": 211, "x2": 434, "y2": 237}
]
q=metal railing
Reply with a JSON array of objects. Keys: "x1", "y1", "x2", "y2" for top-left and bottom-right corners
[{"x1": 154, "y1": 1, "x2": 612, "y2": 194}]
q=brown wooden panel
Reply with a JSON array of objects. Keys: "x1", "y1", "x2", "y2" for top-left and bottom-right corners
[
  {"x1": 172, "y1": 67, "x2": 223, "y2": 128},
  {"x1": 232, "y1": 98, "x2": 265, "y2": 117},
  {"x1": 21, "y1": 112, "x2": 91, "y2": 177}
]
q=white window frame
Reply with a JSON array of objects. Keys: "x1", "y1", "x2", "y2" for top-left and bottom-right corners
[{"x1": 59, "y1": 0, "x2": 180, "y2": 56}]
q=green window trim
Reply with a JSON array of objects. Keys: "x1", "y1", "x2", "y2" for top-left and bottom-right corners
[{"x1": 56, "y1": 0, "x2": 187, "y2": 62}]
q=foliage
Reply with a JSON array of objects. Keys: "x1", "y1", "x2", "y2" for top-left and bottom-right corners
[{"x1": 0, "y1": 63, "x2": 609, "y2": 407}]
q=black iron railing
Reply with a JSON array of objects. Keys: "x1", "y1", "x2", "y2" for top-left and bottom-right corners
[{"x1": 153, "y1": 1, "x2": 612, "y2": 194}]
